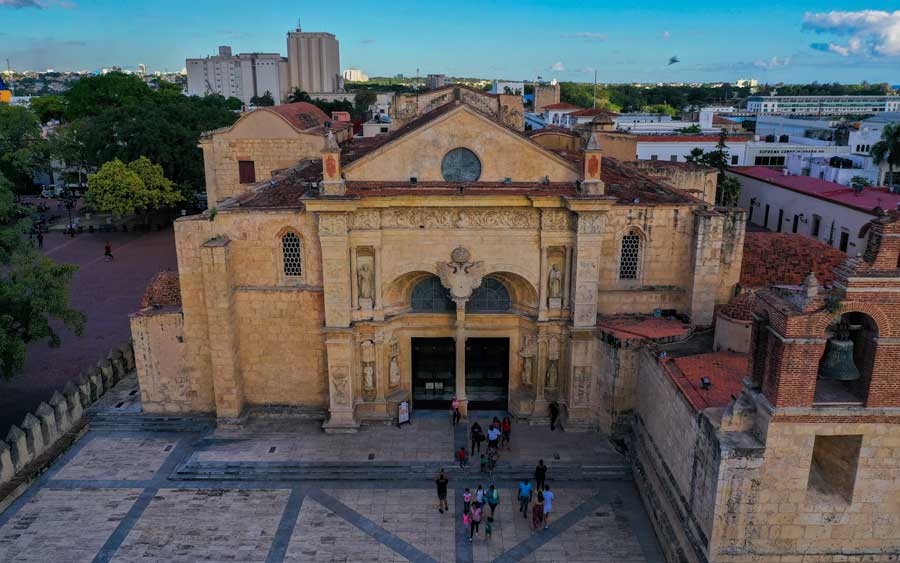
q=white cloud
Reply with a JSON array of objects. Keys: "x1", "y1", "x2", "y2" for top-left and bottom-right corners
[
  {"x1": 662, "y1": 31, "x2": 671, "y2": 40},
  {"x1": 561, "y1": 32, "x2": 607, "y2": 41},
  {"x1": 0, "y1": 0, "x2": 74, "y2": 7},
  {"x1": 803, "y1": 10, "x2": 900, "y2": 57},
  {"x1": 550, "y1": 61, "x2": 565, "y2": 71},
  {"x1": 754, "y1": 56, "x2": 791, "y2": 69}
]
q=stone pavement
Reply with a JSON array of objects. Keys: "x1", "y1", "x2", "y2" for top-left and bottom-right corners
[{"x1": 0, "y1": 387, "x2": 664, "y2": 562}]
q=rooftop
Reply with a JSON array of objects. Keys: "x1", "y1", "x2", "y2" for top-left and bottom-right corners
[
  {"x1": 541, "y1": 102, "x2": 582, "y2": 111},
  {"x1": 730, "y1": 166, "x2": 900, "y2": 214},
  {"x1": 740, "y1": 232, "x2": 847, "y2": 288},
  {"x1": 596, "y1": 315, "x2": 692, "y2": 342},
  {"x1": 569, "y1": 108, "x2": 619, "y2": 118},
  {"x1": 663, "y1": 352, "x2": 749, "y2": 412},
  {"x1": 138, "y1": 271, "x2": 181, "y2": 309}
]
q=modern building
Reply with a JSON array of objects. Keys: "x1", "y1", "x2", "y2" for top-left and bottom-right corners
[
  {"x1": 747, "y1": 95, "x2": 900, "y2": 116},
  {"x1": 186, "y1": 46, "x2": 287, "y2": 105},
  {"x1": 490, "y1": 80, "x2": 524, "y2": 96},
  {"x1": 540, "y1": 102, "x2": 582, "y2": 126},
  {"x1": 730, "y1": 165, "x2": 900, "y2": 253},
  {"x1": 743, "y1": 140, "x2": 850, "y2": 167},
  {"x1": 342, "y1": 68, "x2": 368, "y2": 82},
  {"x1": 850, "y1": 113, "x2": 900, "y2": 186},
  {"x1": 425, "y1": 74, "x2": 446, "y2": 90},
  {"x1": 286, "y1": 29, "x2": 341, "y2": 94},
  {"x1": 593, "y1": 131, "x2": 751, "y2": 165},
  {"x1": 754, "y1": 115, "x2": 846, "y2": 145}
]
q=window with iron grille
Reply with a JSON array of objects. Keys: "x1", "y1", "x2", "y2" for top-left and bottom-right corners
[
  {"x1": 411, "y1": 276, "x2": 454, "y2": 312},
  {"x1": 281, "y1": 232, "x2": 302, "y2": 277},
  {"x1": 619, "y1": 230, "x2": 642, "y2": 280},
  {"x1": 466, "y1": 278, "x2": 511, "y2": 312}
]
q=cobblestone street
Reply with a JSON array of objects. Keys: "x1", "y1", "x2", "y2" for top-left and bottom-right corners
[{"x1": 0, "y1": 384, "x2": 664, "y2": 562}]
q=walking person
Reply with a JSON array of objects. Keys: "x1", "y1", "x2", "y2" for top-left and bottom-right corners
[
  {"x1": 549, "y1": 401, "x2": 560, "y2": 431},
  {"x1": 469, "y1": 503, "x2": 482, "y2": 541},
  {"x1": 451, "y1": 397, "x2": 461, "y2": 426},
  {"x1": 104, "y1": 241, "x2": 114, "y2": 260},
  {"x1": 474, "y1": 483, "x2": 485, "y2": 507},
  {"x1": 518, "y1": 479, "x2": 532, "y2": 518},
  {"x1": 435, "y1": 469, "x2": 449, "y2": 514},
  {"x1": 487, "y1": 423, "x2": 501, "y2": 449},
  {"x1": 463, "y1": 509, "x2": 471, "y2": 538},
  {"x1": 535, "y1": 459, "x2": 547, "y2": 491},
  {"x1": 36, "y1": 231, "x2": 44, "y2": 249},
  {"x1": 463, "y1": 488, "x2": 472, "y2": 513},
  {"x1": 501, "y1": 416, "x2": 512, "y2": 450},
  {"x1": 542, "y1": 485, "x2": 555, "y2": 529},
  {"x1": 487, "y1": 485, "x2": 499, "y2": 517},
  {"x1": 531, "y1": 491, "x2": 545, "y2": 531},
  {"x1": 457, "y1": 447, "x2": 468, "y2": 468},
  {"x1": 470, "y1": 422, "x2": 484, "y2": 455}
]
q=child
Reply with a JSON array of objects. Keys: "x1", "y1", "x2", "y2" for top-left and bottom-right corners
[
  {"x1": 480, "y1": 453, "x2": 487, "y2": 473},
  {"x1": 457, "y1": 447, "x2": 468, "y2": 468},
  {"x1": 463, "y1": 488, "x2": 472, "y2": 513},
  {"x1": 463, "y1": 509, "x2": 471, "y2": 537},
  {"x1": 485, "y1": 517, "x2": 493, "y2": 540}
]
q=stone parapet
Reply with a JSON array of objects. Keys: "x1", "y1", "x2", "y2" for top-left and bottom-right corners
[{"x1": 0, "y1": 341, "x2": 135, "y2": 488}]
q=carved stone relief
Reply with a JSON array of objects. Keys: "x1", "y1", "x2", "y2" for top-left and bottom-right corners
[
  {"x1": 380, "y1": 208, "x2": 538, "y2": 230},
  {"x1": 574, "y1": 366, "x2": 591, "y2": 405},
  {"x1": 436, "y1": 246, "x2": 486, "y2": 303},
  {"x1": 389, "y1": 337, "x2": 401, "y2": 388},
  {"x1": 361, "y1": 340, "x2": 376, "y2": 402},
  {"x1": 519, "y1": 334, "x2": 536, "y2": 387},
  {"x1": 332, "y1": 366, "x2": 350, "y2": 405},
  {"x1": 319, "y1": 213, "x2": 349, "y2": 236},
  {"x1": 577, "y1": 212, "x2": 605, "y2": 234},
  {"x1": 541, "y1": 209, "x2": 572, "y2": 231},
  {"x1": 351, "y1": 209, "x2": 381, "y2": 230},
  {"x1": 545, "y1": 336, "x2": 560, "y2": 389},
  {"x1": 356, "y1": 253, "x2": 375, "y2": 309}
]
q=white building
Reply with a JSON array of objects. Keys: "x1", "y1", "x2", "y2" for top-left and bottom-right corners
[
  {"x1": 425, "y1": 74, "x2": 447, "y2": 90},
  {"x1": 744, "y1": 141, "x2": 850, "y2": 167},
  {"x1": 784, "y1": 153, "x2": 877, "y2": 186},
  {"x1": 491, "y1": 81, "x2": 525, "y2": 96},
  {"x1": 186, "y1": 46, "x2": 287, "y2": 105},
  {"x1": 730, "y1": 166, "x2": 900, "y2": 254},
  {"x1": 343, "y1": 68, "x2": 368, "y2": 82},
  {"x1": 747, "y1": 95, "x2": 900, "y2": 116},
  {"x1": 631, "y1": 135, "x2": 749, "y2": 165},
  {"x1": 540, "y1": 102, "x2": 583, "y2": 126},
  {"x1": 286, "y1": 29, "x2": 341, "y2": 94},
  {"x1": 754, "y1": 115, "x2": 843, "y2": 145}
]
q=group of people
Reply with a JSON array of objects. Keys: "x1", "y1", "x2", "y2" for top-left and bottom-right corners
[
  {"x1": 456, "y1": 415, "x2": 513, "y2": 472},
  {"x1": 518, "y1": 460, "x2": 554, "y2": 531}
]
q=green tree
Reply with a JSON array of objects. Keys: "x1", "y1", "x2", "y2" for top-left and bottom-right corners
[
  {"x1": 0, "y1": 105, "x2": 46, "y2": 195},
  {"x1": 677, "y1": 124, "x2": 702, "y2": 134},
  {"x1": 225, "y1": 96, "x2": 244, "y2": 111},
  {"x1": 47, "y1": 124, "x2": 92, "y2": 191},
  {"x1": 684, "y1": 130, "x2": 739, "y2": 205},
  {"x1": 0, "y1": 172, "x2": 85, "y2": 379},
  {"x1": 85, "y1": 157, "x2": 182, "y2": 218},
  {"x1": 850, "y1": 176, "x2": 872, "y2": 192},
  {"x1": 29, "y1": 95, "x2": 66, "y2": 123},
  {"x1": 287, "y1": 88, "x2": 312, "y2": 103},
  {"x1": 65, "y1": 72, "x2": 153, "y2": 120},
  {"x1": 642, "y1": 103, "x2": 677, "y2": 117},
  {"x1": 250, "y1": 91, "x2": 275, "y2": 107},
  {"x1": 871, "y1": 123, "x2": 900, "y2": 193},
  {"x1": 354, "y1": 91, "x2": 377, "y2": 120}
]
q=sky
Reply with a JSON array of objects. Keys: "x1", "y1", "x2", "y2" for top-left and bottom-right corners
[{"x1": 2, "y1": 0, "x2": 900, "y2": 84}]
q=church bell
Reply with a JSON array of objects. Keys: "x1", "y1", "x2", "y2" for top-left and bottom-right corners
[{"x1": 818, "y1": 324, "x2": 861, "y2": 381}]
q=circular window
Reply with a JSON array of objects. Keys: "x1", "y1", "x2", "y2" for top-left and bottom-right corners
[{"x1": 441, "y1": 148, "x2": 482, "y2": 182}]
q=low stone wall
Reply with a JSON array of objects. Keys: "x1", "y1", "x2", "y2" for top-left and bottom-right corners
[{"x1": 0, "y1": 342, "x2": 135, "y2": 487}]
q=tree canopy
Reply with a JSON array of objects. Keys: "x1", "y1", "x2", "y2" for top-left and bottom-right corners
[
  {"x1": 86, "y1": 157, "x2": 183, "y2": 216},
  {"x1": 0, "y1": 105, "x2": 46, "y2": 195},
  {"x1": 871, "y1": 123, "x2": 900, "y2": 192},
  {"x1": 0, "y1": 172, "x2": 84, "y2": 379}
]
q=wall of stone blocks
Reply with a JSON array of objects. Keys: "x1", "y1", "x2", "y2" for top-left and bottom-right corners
[
  {"x1": 592, "y1": 339, "x2": 640, "y2": 436},
  {"x1": 130, "y1": 310, "x2": 194, "y2": 413},
  {"x1": 0, "y1": 342, "x2": 135, "y2": 487},
  {"x1": 709, "y1": 419, "x2": 900, "y2": 563}
]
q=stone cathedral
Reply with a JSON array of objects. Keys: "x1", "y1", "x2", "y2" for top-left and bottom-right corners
[{"x1": 131, "y1": 87, "x2": 744, "y2": 432}]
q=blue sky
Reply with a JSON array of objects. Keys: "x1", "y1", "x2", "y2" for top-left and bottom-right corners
[{"x1": 2, "y1": 0, "x2": 899, "y2": 83}]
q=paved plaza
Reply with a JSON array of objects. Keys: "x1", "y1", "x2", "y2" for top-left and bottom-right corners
[{"x1": 0, "y1": 379, "x2": 664, "y2": 562}]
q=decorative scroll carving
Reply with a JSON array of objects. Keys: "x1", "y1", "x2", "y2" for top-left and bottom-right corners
[
  {"x1": 332, "y1": 366, "x2": 350, "y2": 405},
  {"x1": 351, "y1": 209, "x2": 381, "y2": 230},
  {"x1": 380, "y1": 208, "x2": 538, "y2": 230},
  {"x1": 545, "y1": 336, "x2": 560, "y2": 389},
  {"x1": 361, "y1": 340, "x2": 376, "y2": 402},
  {"x1": 319, "y1": 213, "x2": 348, "y2": 236},
  {"x1": 389, "y1": 337, "x2": 401, "y2": 388},
  {"x1": 519, "y1": 334, "x2": 536, "y2": 387},
  {"x1": 436, "y1": 246, "x2": 485, "y2": 303},
  {"x1": 541, "y1": 210, "x2": 572, "y2": 231},
  {"x1": 577, "y1": 212, "x2": 605, "y2": 234}
]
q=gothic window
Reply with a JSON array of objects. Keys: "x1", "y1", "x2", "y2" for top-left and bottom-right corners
[
  {"x1": 619, "y1": 230, "x2": 642, "y2": 280},
  {"x1": 411, "y1": 276, "x2": 455, "y2": 312},
  {"x1": 441, "y1": 148, "x2": 482, "y2": 182},
  {"x1": 467, "y1": 278, "x2": 511, "y2": 312},
  {"x1": 281, "y1": 232, "x2": 302, "y2": 277}
]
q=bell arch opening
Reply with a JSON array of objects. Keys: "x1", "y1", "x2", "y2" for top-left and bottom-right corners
[{"x1": 815, "y1": 312, "x2": 878, "y2": 405}]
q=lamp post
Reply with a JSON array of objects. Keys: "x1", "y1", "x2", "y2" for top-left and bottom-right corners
[{"x1": 61, "y1": 186, "x2": 77, "y2": 238}]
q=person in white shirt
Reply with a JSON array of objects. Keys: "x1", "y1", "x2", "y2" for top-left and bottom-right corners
[{"x1": 542, "y1": 485, "x2": 555, "y2": 529}]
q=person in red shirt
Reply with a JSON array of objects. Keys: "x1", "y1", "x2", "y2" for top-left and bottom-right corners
[{"x1": 104, "y1": 241, "x2": 114, "y2": 260}]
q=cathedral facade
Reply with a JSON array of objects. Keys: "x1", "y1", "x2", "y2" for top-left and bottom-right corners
[{"x1": 132, "y1": 89, "x2": 744, "y2": 431}]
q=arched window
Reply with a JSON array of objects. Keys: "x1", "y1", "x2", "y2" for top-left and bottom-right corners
[
  {"x1": 281, "y1": 232, "x2": 302, "y2": 277},
  {"x1": 411, "y1": 276, "x2": 455, "y2": 312},
  {"x1": 619, "y1": 230, "x2": 642, "y2": 280},
  {"x1": 467, "y1": 278, "x2": 511, "y2": 312}
]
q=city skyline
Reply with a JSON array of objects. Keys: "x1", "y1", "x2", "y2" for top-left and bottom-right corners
[{"x1": 2, "y1": 0, "x2": 900, "y2": 83}]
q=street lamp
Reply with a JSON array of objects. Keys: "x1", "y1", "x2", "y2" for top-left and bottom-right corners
[{"x1": 61, "y1": 186, "x2": 77, "y2": 238}]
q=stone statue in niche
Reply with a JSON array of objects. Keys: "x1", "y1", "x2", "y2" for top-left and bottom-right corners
[
  {"x1": 357, "y1": 259, "x2": 374, "y2": 308},
  {"x1": 545, "y1": 336, "x2": 560, "y2": 389},
  {"x1": 361, "y1": 340, "x2": 376, "y2": 401},
  {"x1": 548, "y1": 264, "x2": 562, "y2": 298},
  {"x1": 389, "y1": 337, "x2": 401, "y2": 388},
  {"x1": 519, "y1": 334, "x2": 536, "y2": 386}
]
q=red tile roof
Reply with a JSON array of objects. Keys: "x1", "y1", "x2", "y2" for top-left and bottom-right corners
[
  {"x1": 139, "y1": 271, "x2": 181, "y2": 309},
  {"x1": 739, "y1": 232, "x2": 847, "y2": 288},
  {"x1": 664, "y1": 352, "x2": 749, "y2": 411},
  {"x1": 269, "y1": 102, "x2": 333, "y2": 131},
  {"x1": 713, "y1": 115, "x2": 737, "y2": 124},
  {"x1": 596, "y1": 316, "x2": 692, "y2": 341},
  {"x1": 730, "y1": 166, "x2": 900, "y2": 215},
  {"x1": 542, "y1": 103, "x2": 582, "y2": 111},
  {"x1": 718, "y1": 291, "x2": 757, "y2": 321}
]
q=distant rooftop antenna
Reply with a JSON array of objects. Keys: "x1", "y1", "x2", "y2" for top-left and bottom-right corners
[{"x1": 296, "y1": 18, "x2": 302, "y2": 32}]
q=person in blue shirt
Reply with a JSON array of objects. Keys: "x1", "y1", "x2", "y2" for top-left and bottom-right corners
[{"x1": 518, "y1": 479, "x2": 533, "y2": 518}]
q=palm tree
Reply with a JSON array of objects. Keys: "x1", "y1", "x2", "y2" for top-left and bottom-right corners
[
  {"x1": 871, "y1": 123, "x2": 900, "y2": 193},
  {"x1": 287, "y1": 88, "x2": 311, "y2": 104}
]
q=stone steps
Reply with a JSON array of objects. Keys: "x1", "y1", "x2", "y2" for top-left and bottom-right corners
[
  {"x1": 89, "y1": 414, "x2": 215, "y2": 433},
  {"x1": 171, "y1": 460, "x2": 631, "y2": 482}
]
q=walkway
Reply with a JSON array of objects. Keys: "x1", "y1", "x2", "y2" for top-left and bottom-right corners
[{"x1": 0, "y1": 379, "x2": 664, "y2": 562}]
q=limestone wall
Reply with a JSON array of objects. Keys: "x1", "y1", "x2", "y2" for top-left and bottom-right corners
[
  {"x1": 592, "y1": 339, "x2": 640, "y2": 436},
  {"x1": 710, "y1": 417, "x2": 900, "y2": 562},
  {"x1": 632, "y1": 349, "x2": 721, "y2": 563},
  {"x1": 628, "y1": 161, "x2": 718, "y2": 204},
  {"x1": 0, "y1": 342, "x2": 135, "y2": 488},
  {"x1": 130, "y1": 309, "x2": 191, "y2": 413}
]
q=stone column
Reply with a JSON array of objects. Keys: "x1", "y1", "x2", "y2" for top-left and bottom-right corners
[
  {"x1": 538, "y1": 246, "x2": 549, "y2": 320},
  {"x1": 688, "y1": 210, "x2": 724, "y2": 326},
  {"x1": 454, "y1": 300, "x2": 468, "y2": 418},
  {"x1": 199, "y1": 236, "x2": 244, "y2": 422},
  {"x1": 318, "y1": 212, "x2": 359, "y2": 432}
]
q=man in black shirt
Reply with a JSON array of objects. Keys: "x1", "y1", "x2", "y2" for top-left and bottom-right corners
[
  {"x1": 535, "y1": 459, "x2": 547, "y2": 491},
  {"x1": 436, "y1": 469, "x2": 449, "y2": 513}
]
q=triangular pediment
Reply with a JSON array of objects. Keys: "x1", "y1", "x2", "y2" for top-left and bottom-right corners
[{"x1": 344, "y1": 103, "x2": 579, "y2": 183}]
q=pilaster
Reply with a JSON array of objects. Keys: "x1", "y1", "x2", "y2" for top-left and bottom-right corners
[
  {"x1": 688, "y1": 210, "x2": 724, "y2": 326},
  {"x1": 322, "y1": 329, "x2": 359, "y2": 432}
]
